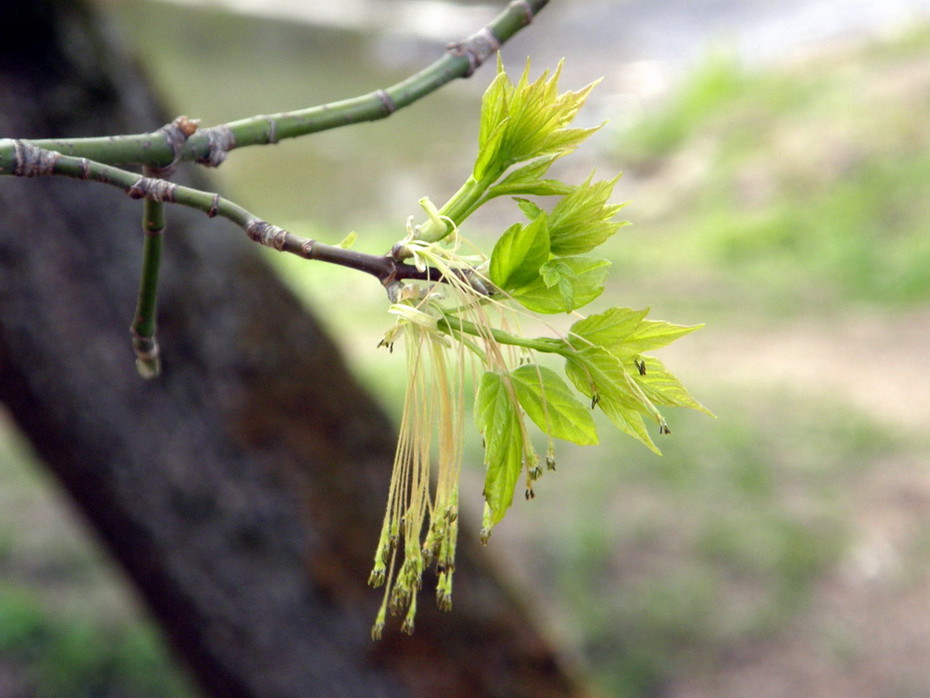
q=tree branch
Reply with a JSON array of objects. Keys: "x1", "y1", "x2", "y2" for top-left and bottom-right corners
[
  {"x1": 0, "y1": 0, "x2": 548, "y2": 172},
  {"x1": 2, "y1": 141, "x2": 481, "y2": 293}
]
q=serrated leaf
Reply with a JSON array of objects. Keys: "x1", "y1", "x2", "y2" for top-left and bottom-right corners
[
  {"x1": 515, "y1": 197, "x2": 544, "y2": 221},
  {"x1": 483, "y1": 156, "x2": 574, "y2": 200},
  {"x1": 631, "y1": 356, "x2": 714, "y2": 417},
  {"x1": 570, "y1": 307, "x2": 650, "y2": 349},
  {"x1": 548, "y1": 173, "x2": 627, "y2": 256},
  {"x1": 624, "y1": 318, "x2": 703, "y2": 356},
  {"x1": 511, "y1": 364, "x2": 598, "y2": 445},
  {"x1": 489, "y1": 215, "x2": 550, "y2": 290},
  {"x1": 570, "y1": 307, "x2": 701, "y2": 358},
  {"x1": 478, "y1": 60, "x2": 510, "y2": 152},
  {"x1": 512, "y1": 256, "x2": 610, "y2": 314},
  {"x1": 475, "y1": 371, "x2": 523, "y2": 527},
  {"x1": 473, "y1": 117, "x2": 510, "y2": 181},
  {"x1": 564, "y1": 346, "x2": 661, "y2": 453}
]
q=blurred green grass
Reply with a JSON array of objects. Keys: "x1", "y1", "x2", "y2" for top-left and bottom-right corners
[
  {"x1": 2, "y1": 3, "x2": 929, "y2": 696},
  {"x1": 608, "y1": 27, "x2": 930, "y2": 309}
]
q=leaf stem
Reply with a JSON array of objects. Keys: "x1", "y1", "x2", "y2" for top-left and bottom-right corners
[{"x1": 437, "y1": 313, "x2": 569, "y2": 355}]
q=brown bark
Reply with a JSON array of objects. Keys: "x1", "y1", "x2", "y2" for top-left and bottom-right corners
[{"x1": 0, "y1": 1, "x2": 582, "y2": 696}]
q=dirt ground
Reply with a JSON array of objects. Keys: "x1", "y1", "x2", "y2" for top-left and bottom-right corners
[{"x1": 664, "y1": 309, "x2": 930, "y2": 697}]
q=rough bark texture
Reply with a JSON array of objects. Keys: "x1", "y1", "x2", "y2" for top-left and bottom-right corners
[{"x1": 0, "y1": 2, "x2": 582, "y2": 696}]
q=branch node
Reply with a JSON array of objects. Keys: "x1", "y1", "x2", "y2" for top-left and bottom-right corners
[
  {"x1": 127, "y1": 176, "x2": 177, "y2": 203},
  {"x1": 300, "y1": 239, "x2": 314, "y2": 258},
  {"x1": 130, "y1": 328, "x2": 161, "y2": 379},
  {"x1": 375, "y1": 89, "x2": 397, "y2": 116},
  {"x1": 196, "y1": 125, "x2": 237, "y2": 168},
  {"x1": 148, "y1": 115, "x2": 200, "y2": 176},
  {"x1": 246, "y1": 220, "x2": 288, "y2": 251},
  {"x1": 207, "y1": 193, "x2": 221, "y2": 218},
  {"x1": 11, "y1": 140, "x2": 61, "y2": 177},
  {"x1": 447, "y1": 26, "x2": 501, "y2": 77}
]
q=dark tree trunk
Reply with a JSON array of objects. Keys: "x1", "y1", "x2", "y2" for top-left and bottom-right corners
[{"x1": 0, "y1": 2, "x2": 582, "y2": 696}]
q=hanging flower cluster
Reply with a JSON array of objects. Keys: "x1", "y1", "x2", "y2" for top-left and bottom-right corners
[{"x1": 368, "y1": 59, "x2": 710, "y2": 639}]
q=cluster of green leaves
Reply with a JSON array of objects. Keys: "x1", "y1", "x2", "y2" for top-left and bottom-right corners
[
  {"x1": 372, "y1": 58, "x2": 709, "y2": 635},
  {"x1": 450, "y1": 61, "x2": 710, "y2": 532},
  {"x1": 475, "y1": 307, "x2": 710, "y2": 532},
  {"x1": 489, "y1": 173, "x2": 624, "y2": 313}
]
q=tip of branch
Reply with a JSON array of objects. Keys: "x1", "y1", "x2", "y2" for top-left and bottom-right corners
[{"x1": 135, "y1": 356, "x2": 161, "y2": 379}]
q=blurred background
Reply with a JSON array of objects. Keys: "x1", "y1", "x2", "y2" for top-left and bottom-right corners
[{"x1": 2, "y1": 0, "x2": 930, "y2": 694}]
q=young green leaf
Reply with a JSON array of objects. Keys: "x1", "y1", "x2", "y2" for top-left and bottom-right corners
[
  {"x1": 570, "y1": 307, "x2": 650, "y2": 350},
  {"x1": 475, "y1": 371, "x2": 523, "y2": 527},
  {"x1": 472, "y1": 58, "x2": 602, "y2": 180},
  {"x1": 483, "y1": 155, "x2": 574, "y2": 200},
  {"x1": 510, "y1": 364, "x2": 598, "y2": 445},
  {"x1": 489, "y1": 214, "x2": 550, "y2": 290},
  {"x1": 515, "y1": 197, "x2": 544, "y2": 221},
  {"x1": 476, "y1": 66, "x2": 510, "y2": 162},
  {"x1": 570, "y1": 307, "x2": 702, "y2": 358},
  {"x1": 564, "y1": 346, "x2": 662, "y2": 453},
  {"x1": 631, "y1": 356, "x2": 714, "y2": 417},
  {"x1": 511, "y1": 256, "x2": 610, "y2": 314},
  {"x1": 548, "y1": 173, "x2": 627, "y2": 256}
]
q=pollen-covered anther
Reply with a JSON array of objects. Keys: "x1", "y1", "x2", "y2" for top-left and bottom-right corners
[{"x1": 368, "y1": 568, "x2": 385, "y2": 587}]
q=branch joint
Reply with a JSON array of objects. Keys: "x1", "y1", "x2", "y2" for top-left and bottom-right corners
[
  {"x1": 447, "y1": 26, "x2": 501, "y2": 77},
  {"x1": 195, "y1": 125, "x2": 237, "y2": 168},
  {"x1": 11, "y1": 140, "x2": 61, "y2": 177},
  {"x1": 246, "y1": 220, "x2": 288, "y2": 251}
]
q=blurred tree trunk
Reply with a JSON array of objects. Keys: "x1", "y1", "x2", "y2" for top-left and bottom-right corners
[{"x1": 0, "y1": 2, "x2": 582, "y2": 696}]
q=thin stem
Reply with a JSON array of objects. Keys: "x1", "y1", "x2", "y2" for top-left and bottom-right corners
[
  {"x1": 0, "y1": 0, "x2": 549, "y2": 172},
  {"x1": 437, "y1": 314, "x2": 569, "y2": 355},
  {"x1": 131, "y1": 172, "x2": 165, "y2": 378}
]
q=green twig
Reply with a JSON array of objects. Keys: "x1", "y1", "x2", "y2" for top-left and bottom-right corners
[
  {"x1": 0, "y1": 0, "x2": 548, "y2": 172},
  {"x1": 130, "y1": 167, "x2": 165, "y2": 379}
]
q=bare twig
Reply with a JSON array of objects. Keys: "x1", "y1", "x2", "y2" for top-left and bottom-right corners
[{"x1": 4, "y1": 141, "x2": 482, "y2": 293}]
